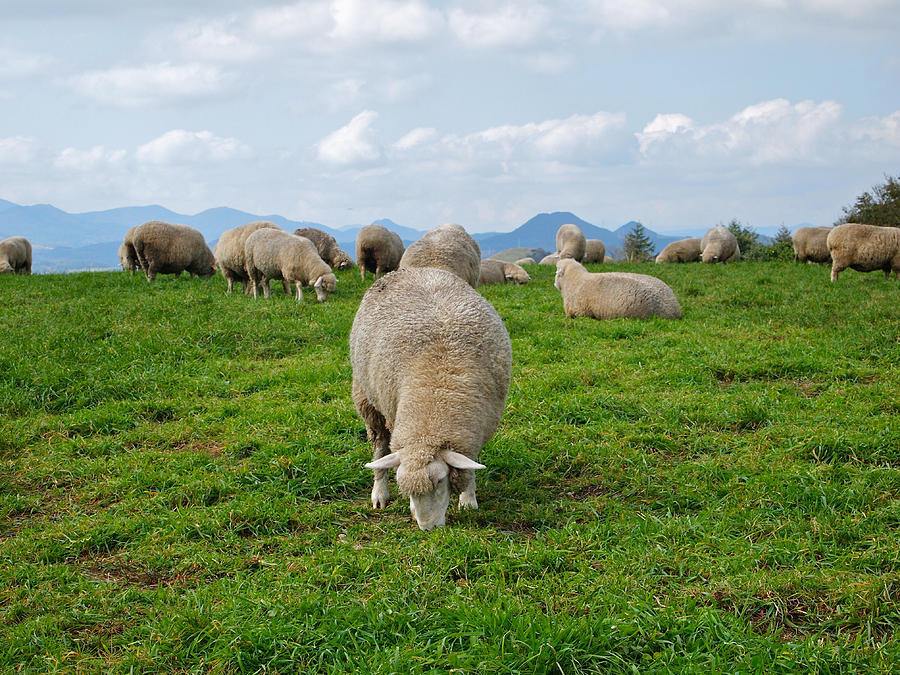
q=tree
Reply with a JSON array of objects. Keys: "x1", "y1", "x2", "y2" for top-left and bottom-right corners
[
  {"x1": 766, "y1": 225, "x2": 794, "y2": 262},
  {"x1": 838, "y1": 174, "x2": 900, "y2": 226},
  {"x1": 724, "y1": 219, "x2": 765, "y2": 261},
  {"x1": 622, "y1": 222, "x2": 655, "y2": 262}
]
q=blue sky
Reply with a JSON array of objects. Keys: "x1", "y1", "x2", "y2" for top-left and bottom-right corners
[{"x1": 1, "y1": 0, "x2": 899, "y2": 233}]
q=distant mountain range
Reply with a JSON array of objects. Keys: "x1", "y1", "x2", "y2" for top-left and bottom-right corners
[{"x1": 0, "y1": 199, "x2": 803, "y2": 273}]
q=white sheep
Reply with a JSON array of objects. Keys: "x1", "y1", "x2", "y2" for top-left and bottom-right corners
[
  {"x1": 539, "y1": 253, "x2": 560, "y2": 265},
  {"x1": 792, "y1": 226, "x2": 833, "y2": 264},
  {"x1": 118, "y1": 226, "x2": 141, "y2": 274},
  {"x1": 827, "y1": 223, "x2": 900, "y2": 282},
  {"x1": 515, "y1": 257, "x2": 536, "y2": 266},
  {"x1": 700, "y1": 226, "x2": 740, "y2": 263},
  {"x1": 655, "y1": 237, "x2": 702, "y2": 263},
  {"x1": 356, "y1": 224, "x2": 405, "y2": 280},
  {"x1": 554, "y1": 259, "x2": 682, "y2": 320},
  {"x1": 131, "y1": 221, "x2": 216, "y2": 282},
  {"x1": 399, "y1": 223, "x2": 481, "y2": 288},
  {"x1": 244, "y1": 228, "x2": 337, "y2": 301},
  {"x1": 293, "y1": 227, "x2": 354, "y2": 270},
  {"x1": 350, "y1": 267, "x2": 512, "y2": 531},
  {"x1": 0, "y1": 236, "x2": 32, "y2": 274},
  {"x1": 478, "y1": 258, "x2": 531, "y2": 286},
  {"x1": 556, "y1": 224, "x2": 587, "y2": 261},
  {"x1": 214, "y1": 221, "x2": 282, "y2": 293},
  {"x1": 582, "y1": 238, "x2": 606, "y2": 264}
]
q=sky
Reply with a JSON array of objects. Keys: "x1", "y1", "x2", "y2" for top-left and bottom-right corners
[{"x1": 1, "y1": 1, "x2": 899, "y2": 234}]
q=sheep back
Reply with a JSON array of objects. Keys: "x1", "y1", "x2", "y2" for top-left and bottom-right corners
[
  {"x1": 827, "y1": 223, "x2": 900, "y2": 282},
  {"x1": 356, "y1": 224, "x2": 405, "y2": 280},
  {"x1": 582, "y1": 239, "x2": 606, "y2": 264},
  {"x1": 294, "y1": 227, "x2": 354, "y2": 270},
  {"x1": 791, "y1": 226, "x2": 833, "y2": 264},
  {"x1": 399, "y1": 223, "x2": 481, "y2": 288},
  {"x1": 214, "y1": 221, "x2": 282, "y2": 292},
  {"x1": 700, "y1": 226, "x2": 740, "y2": 263},
  {"x1": 555, "y1": 224, "x2": 587, "y2": 261},
  {"x1": 554, "y1": 259, "x2": 682, "y2": 320},
  {"x1": 131, "y1": 221, "x2": 215, "y2": 281},
  {"x1": 0, "y1": 236, "x2": 32, "y2": 274},
  {"x1": 656, "y1": 237, "x2": 702, "y2": 263}
]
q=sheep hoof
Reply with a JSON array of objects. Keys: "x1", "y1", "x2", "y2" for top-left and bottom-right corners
[
  {"x1": 458, "y1": 493, "x2": 478, "y2": 510},
  {"x1": 371, "y1": 483, "x2": 390, "y2": 509}
]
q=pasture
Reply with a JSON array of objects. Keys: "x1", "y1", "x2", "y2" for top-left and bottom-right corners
[{"x1": 1, "y1": 262, "x2": 898, "y2": 672}]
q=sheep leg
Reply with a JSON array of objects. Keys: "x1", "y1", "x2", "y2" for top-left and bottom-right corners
[
  {"x1": 457, "y1": 469, "x2": 478, "y2": 510},
  {"x1": 282, "y1": 279, "x2": 290, "y2": 295},
  {"x1": 295, "y1": 282, "x2": 303, "y2": 302},
  {"x1": 352, "y1": 379, "x2": 391, "y2": 508},
  {"x1": 262, "y1": 278, "x2": 271, "y2": 298},
  {"x1": 830, "y1": 262, "x2": 843, "y2": 282}
]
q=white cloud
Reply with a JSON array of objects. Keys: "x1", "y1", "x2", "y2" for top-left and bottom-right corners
[
  {"x1": 250, "y1": 2, "x2": 334, "y2": 40},
  {"x1": 174, "y1": 19, "x2": 260, "y2": 62},
  {"x1": 449, "y1": 2, "x2": 550, "y2": 47},
  {"x1": 0, "y1": 46, "x2": 53, "y2": 79},
  {"x1": 316, "y1": 110, "x2": 385, "y2": 166},
  {"x1": 54, "y1": 146, "x2": 127, "y2": 171},
  {"x1": 637, "y1": 99, "x2": 843, "y2": 165},
  {"x1": 394, "y1": 127, "x2": 438, "y2": 151},
  {"x1": 852, "y1": 111, "x2": 900, "y2": 147},
  {"x1": 0, "y1": 136, "x2": 41, "y2": 165},
  {"x1": 136, "y1": 130, "x2": 251, "y2": 164},
  {"x1": 72, "y1": 62, "x2": 229, "y2": 107},
  {"x1": 330, "y1": 0, "x2": 444, "y2": 43}
]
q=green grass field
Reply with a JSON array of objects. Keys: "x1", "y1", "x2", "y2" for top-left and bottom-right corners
[{"x1": 1, "y1": 262, "x2": 898, "y2": 673}]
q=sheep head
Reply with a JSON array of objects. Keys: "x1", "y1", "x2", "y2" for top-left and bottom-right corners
[{"x1": 313, "y1": 273, "x2": 337, "y2": 301}]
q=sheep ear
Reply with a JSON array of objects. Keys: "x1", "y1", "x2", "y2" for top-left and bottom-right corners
[
  {"x1": 314, "y1": 276, "x2": 323, "y2": 288},
  {"x1": 365, "y1": 453, "x2": 402, "y2": 470},
  {"x1": 442, "y1": 450, "x2": 485, "y2": 470}
]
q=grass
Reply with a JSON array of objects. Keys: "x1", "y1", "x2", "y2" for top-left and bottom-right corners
[{"x1": 1, "y1": 262, "x2": 898, "y2": 673}]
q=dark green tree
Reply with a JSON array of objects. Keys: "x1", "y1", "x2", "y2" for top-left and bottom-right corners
[
  {"x1": 622, "y1": 222, "x2": 655, "y2": 262},
  {"x1": 766, "y1": 225, "x2": 794, "y2": 261},
  {"x1": 837, "y1": 174, "x2": 900, "y2": 226},
  {"x1": 725, "y1": 219, "x2": 765, "y2": 261}
]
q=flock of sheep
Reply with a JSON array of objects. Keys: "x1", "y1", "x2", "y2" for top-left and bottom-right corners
[{"x1": 3, "y1": 218, "x2": 898, "y2": 530}]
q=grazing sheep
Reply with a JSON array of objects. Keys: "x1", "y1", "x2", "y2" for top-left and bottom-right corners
[
  {"x1": 515, "y1": 257, "x2": 536, "y2": 266},
  {"x1": 700, "y1": 226, "x2": 741, "y2": 263},
  {"x1": 0, "y1": 236, "x2": 31, "y2": 274},
  {"x1": 539, "y1": 253, "x2": 560, "y2": 265},
  {"x1": 399, "y1": 223, "x2": 481, "y2": 288},
  {"x1": 827, "y1": 223, "x2": 900, "y2": 282},
  {"x1": 293, "y1": 227, "x2": 354, "y2": 270},
  {"x1": 792, "y1": 226, "x2": 833, "y2": 264},
  {"x1": 582, "y1": 239, "x2": 606, "y2": 264},
  {"x1": 554, "y1": 259, "x2": 682, "y2": 320},
  {"x1": 356, "y1": 224, "x2": 405, "y2": 280},
  {"x1": 556, "y1": 224, "x2": 587, "y2": 261},
  {"x1": 350, "y1": 267, "x2": 512, "y2": 531},
  {"x1": 478, "y1": 258, "x2": 531, "y2": 286},
  {"x1": 244, "y1": 228, "x2": 337, "y2": 301},
  {"x1": 656, "y1": 237, "x2": 702, "y2": 263},
  {"x1": 214, "y1": 221, "x2": 282, "y2": 293},
  {"x1": 131, "y1": 221, "x2": 216, "y2": 282},
  {"x1": 119, "y1": 227, "x2": 141, "y2": 274}
]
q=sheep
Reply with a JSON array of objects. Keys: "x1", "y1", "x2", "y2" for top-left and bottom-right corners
[
  {"x1": 0, "y1": 236, "x2": 32, "y2": 275},
  {"x1": 556, "y1": 224, "x2": 587, "y2": 261},
  {"x1": 539, "y1": 253, "x2": 560, "y2": 265},
  {"x1": 213, "y1": 221, "x2": 282, "y2": 293},
  {"x1": 700, "y1": 226, "x2": 741, "y2": 263},
  {"x1": 582, "y1": 238, "x2": 606, "y2": 264},
  {"x1": 350, "y1": 267, "x2": 512, "y2": 531},
  {"x1": 792, "y1": 226, "x2": 833, "y2": 264},
  {"x1": 293, "y1": 227, "x2": 354, "y2": 270},
  {"x1": 399, "y1": 223, "x2": 481, "y2": 288},
  {"x1": 554, "y1": 259, "x2": 682, "y2": 320},
  {"x1": 356, "y1": 224, "x2": 405, "y2": 280},
  {"x1": 478, "y1": 258, "x2": 531, "y2": 286},
  {"x1": 515, "y1": 257, "x2": 536, "y2": 266},
  {"x1": 827, "y1": 222, "x2": 900, "y2": 282},
  {"x1": 655, "y1": 237, "x2": 702, "y2": 263},
  {"x1": 244, "y1": 228, "x2": 337, "y2": 301},
  {"x1": 118, "y1": 227, "x2": 141, "y2": 274},
  {"x1": 130, "y1": 221, "x2": 216, "y2": 282}
]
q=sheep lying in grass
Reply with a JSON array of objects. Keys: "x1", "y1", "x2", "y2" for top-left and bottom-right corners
[
  {"x1": 293, "y1": 227, "x2": 354, "y2": 270},
  {"x1": 792, "y1": 226, "x2": 833, "y2": 264},
  {"x1": 556, "y1": 224, "x2": 586, "y2": 261},
  {"x1": 356, "y1": 224, "x2": 405, "y2": 280},
  {"x1": 515, "y1": 257, "x2": 536, "y2": 266},
  {"x1": 554, "y1": 259, "x2": 682, "y2": 319},
  {"x1": 350, "y1": 267, "x2": 512, "y2": 531},
  {"x1": 0, "y1": 236, "x2": 31, "y2": 274},
  {"x1": 214, "y1": 221, "x2": 282, "y2": 293},
  {"x1": 244, "y1": 229, "x2": 337, "y2": 301},
  {"x1": 539, "y1": 253, "x2": 560, "y2": 265},
  {"x1": 132, "y1": 221, "x2": 216, "y2": 282},
  {"x1": 827, "y1": 223, "x2": 900, "y2": 282},
  {"x1": 582, "y1": 239, "x2": 606, "y2": 264},
  {"x1": 478, "y1": 259, "x2": 531, "y2": 286},
  {"x1": 700, "y1": 226, "x2": 740, "y2": 263},
  {"x1": 119, "y1": 227, "x2": 141, "y2": 274},
  {"x1": 656, "y1": 237, "x2": 701, "y2": 263},
  {"x1": 399, "y1": 223, "x2": 481, "y2": 288}
]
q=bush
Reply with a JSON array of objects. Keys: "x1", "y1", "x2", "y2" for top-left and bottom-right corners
[{"x1": 838, "y1": 174, "x2": 900, "y2": 226}]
